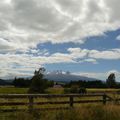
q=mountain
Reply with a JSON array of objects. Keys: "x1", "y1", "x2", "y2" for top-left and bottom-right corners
[
  {"x1": 0, "y1": 73, "x2": 101, "y2": 84},
  {"x1": 44, "y1": 73, "x2": 100, "y2": 82}
]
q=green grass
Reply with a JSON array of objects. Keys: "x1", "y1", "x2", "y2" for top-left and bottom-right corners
[
  {"x1": 0, "y1": 87, "x2": 28, "y2": 94},
  {"x1": 0, "y1": 87, "x2": 119, "y2": 94},
  {"x1": 0, "y1": 87, "x2": 64, "y2": 94},
  {"x1": 87, "y1": 88, "x2": 119, "y2": 92},
  {"x1": 47, "y1": 88, "x2": 120, "y2": 94},
  {"x1": 46, "y1": 88, "x2": 64, "y2": 94}
]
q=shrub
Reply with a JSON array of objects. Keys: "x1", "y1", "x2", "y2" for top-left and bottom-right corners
[
  {"x1": 64, "y1": 86, "x2": 87, "y2": 94},
  {"x1": 64, "y1": 88, "x2": 70, "y2": 94},
  {"x1": 78, "y1": 87, "x2": 87, "y2": 94},
  {"x1": 64, "y1": 86, "x2": 79, "y2": 94}
]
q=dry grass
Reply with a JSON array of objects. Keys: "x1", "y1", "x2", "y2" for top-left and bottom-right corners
[
  {"x1": 0, "y1": 104, "x2": 120, "y2": 120},
  {"x1": 0, "y1": 87, "x2": 120, "y2": 120}
]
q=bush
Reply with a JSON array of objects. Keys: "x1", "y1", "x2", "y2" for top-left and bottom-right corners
[
  {"x1": 64, "y1": 87, "x2": 87, "y2": 94},
  {"x1": 64, "y1": 88, "x2": 70, "y2": 94},
  {"x1": 78, "y1": 87, "x2": 87, "y2": 94},
  {"x1": 64, "y1": 86, "x2": 79, "y2": 94},
  {"x1": 70, "y1": 86, "x2": 79, "y2": 93}
]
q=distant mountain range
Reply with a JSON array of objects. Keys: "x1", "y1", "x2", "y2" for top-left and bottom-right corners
[
  {"x1": 0, "y1": 73, "x2": 101, "y2": 85},
  {"x1": 44, "y1": 73, "x2": 101, "y2": 82}
]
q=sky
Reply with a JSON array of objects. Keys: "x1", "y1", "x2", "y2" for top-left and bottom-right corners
[{"x1": 0, "y1": 0, "x2": 120, "y2": 81}]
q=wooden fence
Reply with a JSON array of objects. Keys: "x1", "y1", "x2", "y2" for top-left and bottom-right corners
[{"x1": 0, "y1": 93, "x2": 118, "y2": 112}]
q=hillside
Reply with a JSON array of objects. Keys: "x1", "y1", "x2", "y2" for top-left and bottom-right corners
[
  {"x1": 45, "y1": 73, "x2": 100, "y2": 82},
  {"x1": 0, "y1": 73, "x2": 101, "y2": 84}
]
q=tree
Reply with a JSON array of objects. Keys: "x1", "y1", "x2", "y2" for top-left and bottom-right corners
[
  {"x1": 106, "y1": 73, "x2": 116, "y2": 88},
  {"x1": 13, "y1": 77, "x2": 30, "y2": 88},
  {"x1": 28, "y1": 67, "x2": 48, "y2": 93}
]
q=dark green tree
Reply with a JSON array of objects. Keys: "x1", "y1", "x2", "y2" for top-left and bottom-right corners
[
  {"x1": 28, "y1": 67, "x2": 48, "y2": 93},
  {"x1": 106, "y1": 73, "x2": 116, "y2": 88},
  {"x1": 13, "y1": 77, "x2": 30, "y2": 88}
]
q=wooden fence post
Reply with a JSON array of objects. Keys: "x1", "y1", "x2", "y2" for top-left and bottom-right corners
[
  {"x1": 28, "y1": 96, "x2": 34, "y2": 112},
  {"x1": 70, "y1": 96, "x2": 73, "y2": 107},
  {"x1": 103, "y1": 94, "x2": 106, "y2": 105}
]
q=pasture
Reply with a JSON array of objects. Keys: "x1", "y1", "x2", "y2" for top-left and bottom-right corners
[
  {"x1": 0, "y1": 87, "x2": 119, "y2": 94},
  {"x1": 0, "y1": 87, "x2": 120, "y2": 120}
]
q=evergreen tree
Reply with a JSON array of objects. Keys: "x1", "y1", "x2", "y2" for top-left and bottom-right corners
[
  {"x1": 106, "y1": 73, "x2": 116, "y2": 88},
  {"x1": 13, "y1": 77, "x2": 30, "y2": 87}
]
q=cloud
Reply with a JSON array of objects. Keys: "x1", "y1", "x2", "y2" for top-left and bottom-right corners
[
  {"x1": 0, "y1": 0, "x2": 120, "y2": 78},
  {"x1": 73, "y1": 72, "x2": 106, "y2": 80},
  {"x1": 67, "y1": 47, "x2": 120, "y2": 60},
  {"x1": 0, "y1": 38, "x2": 16, "y2": 52},
  {"x1": 116, "y1": 35, "x2": 120, "y2": 40},
  {"x1": 73, "y1": 70, "x2": 120, "y2": 81},
  {"x1": 89, "y1": 49, "x2": 120, "y2": 59},
  {"x1": 1, "y1": 47, "x2": 120, "y2": 78},
  {"x1": 0, "y1": 0, "x2": 120, "y2": 52},
  {"x1": 83, "y1": 58, "x2": 98, "y2": 64},
  {"x1": 0, "y1": 47, "x2": 88, "y2": 78}
]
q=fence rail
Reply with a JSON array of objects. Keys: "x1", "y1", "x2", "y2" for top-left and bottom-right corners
[{"x1": 0, "y1": 93, "x2": 118, "y2": 112}]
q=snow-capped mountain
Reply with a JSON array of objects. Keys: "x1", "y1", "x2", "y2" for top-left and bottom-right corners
[{"x1": 44, "y1": 73, "x2": 100, "y2": 82}]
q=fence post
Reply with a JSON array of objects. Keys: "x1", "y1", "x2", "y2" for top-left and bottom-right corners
[
  {"x1": 28, "y1": 96, "x2": 34, "y2": 112},
  {"x1": 103, "y1": 94, "x2": 106, "y2": 105},
  {"x1": 70, "y1": 96, "x2": 73, "y2": 107}
]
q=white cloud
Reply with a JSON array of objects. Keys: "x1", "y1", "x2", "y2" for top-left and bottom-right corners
[
  {"x1": 0, "y1": 0, "x2": 120, "y2": 78},
  {"x1": 67, "y1": 47, "x2": 120, "y2": 60},
  {"x1": 1, "y1": 47, "x2": 120, "y2": 78},
  {"x1": 89, "y1": 49, "x2": 120, "y2": 59},
  {"x1": 116, "y1": 35, "x2": 120, "y2": 40},
  {"x1": 83, "y1": 58, "x2": 98, "y2": 64},
  {"x1": 73, "y1": 72, "x2": 106, "y2": 80},
  {"x1": 67, "y1": 48, "x2": 88, "y2": 59},
  {"x1": 0, "y1": 0, "x2": 120, "y2": 52},
  {"x1": 73, "y1": 70, "x2": 120, "y2": 81}
]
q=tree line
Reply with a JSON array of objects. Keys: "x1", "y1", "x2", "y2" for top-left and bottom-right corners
[
  {"x1": 12, "y1": 67, "x2": 120, "y2": 93},
  {"x1": 13, "y1": 68, "x2": 54, "y2": 93},
  {"x1": 65, "y1": 73, "x2": 119, "y2": 88}
]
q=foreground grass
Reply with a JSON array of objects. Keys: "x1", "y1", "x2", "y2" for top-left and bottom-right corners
[
  {"x1": 0, "y1": 104, "x2": 120, "y2": 120},
  {"x1": 0, "y1": 87, "x2": 119, "y2": 110},
  {"x1": 0, "y1": 87, "x2": 120, "y2": 120}
]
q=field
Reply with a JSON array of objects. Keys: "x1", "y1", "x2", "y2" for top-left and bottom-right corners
[
  {"x1": 0, "y1": 87, "x2": 119, "y2": 94},
  {"x1": 0, "y1": 87, "x2": 120, "y2": 120},
  {"x1": 0, "y1": 87, "x2": 28, "y2": 94}
]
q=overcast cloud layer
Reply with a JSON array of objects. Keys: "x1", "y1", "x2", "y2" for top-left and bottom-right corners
[
  {"x1": 0, "y1": 0, "x2": 120, "y2": 79},
  {"x1": 0, "y1": 0, "x2": 120, "y2": 51}
]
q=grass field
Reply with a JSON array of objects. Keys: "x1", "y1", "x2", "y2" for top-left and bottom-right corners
[
  {"x1": 0, "y1": 87, "x2": 120, "y2": 120},
  {"x1": 0, "y1": 87, "x2": 119, "y2": 94},
  {"x1": 0, "y1": 87, "x2": 28, "y2": 94}
]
